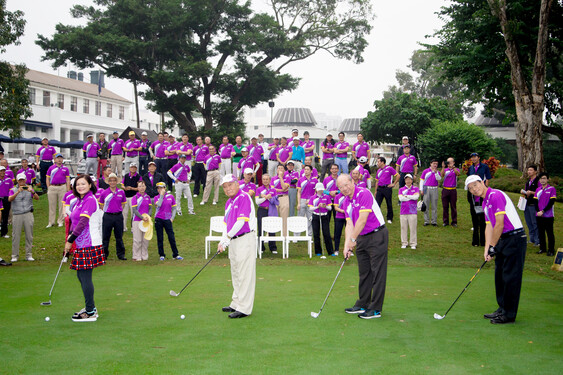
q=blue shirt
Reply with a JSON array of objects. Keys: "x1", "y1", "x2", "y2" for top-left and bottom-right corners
[
  {"x1": 468, "y1": 162, "x2": 491, "y2": 182},
  {"x1": 291, "y1": 145, "x2": 305, "y2": 163}
]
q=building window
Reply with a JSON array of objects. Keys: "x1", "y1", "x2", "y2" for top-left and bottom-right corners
[
  {"x1": 43, "y1": 90, "x2": 50, "y2": 106},
  {"x1": 119, "y1": 106, "x2": 124, "y2": 120},
  {"x1": 57, "y1": 93, "x2": 64, "y2": 109},
  {"x1": 83, "y1": 99, "x2": 89, "y2": 114},
  {"x1": 41, "y1": 127, "x2": 48, "y2": 133},
  {"x1": 95, "y1": 101, "x2": 101, "y2": 116},
  {"x1": 25, "y1": 124, "x2": 35, "y2": 132},
  {"x1": 29, "y1": 88, "x2": 36, "y2": 105},
  {"x1": 107, "y1": 103, "x2": 112, "y2": 118},
  {"x1": 70, "y1": 96, "x2": 77, "y2": 112}
]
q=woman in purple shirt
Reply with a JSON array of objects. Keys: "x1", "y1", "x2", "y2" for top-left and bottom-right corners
[
  {"x1": 398, "y1": 174, "x2": 420, "y2": 249},
  {"x1": 534, "y1": 172, "x2": 556, "y2": 256},
  {"x1": 255, "y1": 174, "x2": 279, "y2": 254},
  {"x1": 154, "y1": 182, "x2": 183, "y2": 260},
  {"x1": 131, "y1": 180, "x2": 153, "y2": 261},
  {"x1": 308, "y1": 182, "x2": 334, "y2": 258},
  {"x1": 64, "y1": 175, "x2": 104, "y2": 322}
]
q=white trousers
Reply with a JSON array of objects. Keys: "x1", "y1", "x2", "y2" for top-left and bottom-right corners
[
  {"x1": 220, "y1": 159, "x2": 232, "y2": 178},
  {"x1": 175, "y1": 180, "x2": 194, "y2": 213},
  {"x1": 400, "y1": 214, "x2": 418, "y2": 247},
  {"x1": 132, "y1": 220, "x2": 149, "y2": 260},
  {"x1": 228, "y1": 231, "x2": 257, "y2": 315}
]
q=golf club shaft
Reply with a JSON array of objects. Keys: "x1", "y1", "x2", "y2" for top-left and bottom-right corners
[
  {"x1": 47, "y1": 255, "x2": 66, "y2": 298},
  {"x1": 442, "y1": 259, "x2": 488, "y2": 317},
  {"x1": 317, "y1": 258, "x2": 347, "y2": 314},
  {"x1": 176, "y1": 250, "x2": 220, "y2": 296}
]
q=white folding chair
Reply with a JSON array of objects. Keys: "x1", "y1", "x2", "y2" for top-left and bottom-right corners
[
  {"x1": 258, "y1": 216, "x2": 285, "y2": 259},
  {"x1": 285, "y1": 216, "x2": 312, "y2": 259},
  {"x1": 204, "y1": 216, "x2": 226, "y2": 259}
]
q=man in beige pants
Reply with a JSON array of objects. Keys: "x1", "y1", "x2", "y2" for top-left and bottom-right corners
[
  {"x1": 46, "y1": 153, "x2": 70, "y2": 228},
  {"x1": 201, "y1": 145, "x2": 222, "y2": 205},
  {"x1": 9, "y1": 174, "x2": 39, "y2": 262}
]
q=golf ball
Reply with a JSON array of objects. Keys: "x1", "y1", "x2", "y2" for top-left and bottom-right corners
[
  {"x1": 180, "y1": 314, "x2": 185, "y2": 320},
  {"x1": 45, "y1": 317, "x2": 50, "y2": 322}
]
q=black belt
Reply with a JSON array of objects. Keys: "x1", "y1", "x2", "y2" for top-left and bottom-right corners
[
  {"x1": 232, "y1": 230, "x2": 254, "y2": 240},
  {"x1": 104, "y1": 212, "x2": 123, "y2": 216},
  {"x1": 177, "y1": 180, "x2": 188, "y2": 183},
  {"x1": 221, "y1": 157, "x2": 231, "y2": 159},
  {"x1": 50, "y1": 184, "x2": 65, "y2": 186},
  {"x1": 208, "y1": 169, "x2": 219, "y2": 171},
  {"x1": 359, "y1": 224, "x2": 386, "y2": 237},
  {"x1": 500, "y1": 228, "x2": 525, "y2": 239}
]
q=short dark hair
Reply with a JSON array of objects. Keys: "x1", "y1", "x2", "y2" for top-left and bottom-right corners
[
  {"x1": 378, "y1": 156, "x2": 386, "y2": 164},
  {"x1": 330, "y1": 163, "x2": 339, "y2": 170},
  {"x1": 304, "y1": 165, "x2": 313, "y2": 171},
  {"x1": 528, "y1": 165, "x2": 538, "y2": 171},
  {"x1": 538, "y1": 172, "x2": 549, "y2": 179},
  {"x1": 103, "y1": 166, "x2": 112, "y2": 172},
  {"x1": 158, "y1": 132, "x2": 164, "y2": 136},
  {"x1": 339, "y1": 132, "x2": 345, "y2": 137},
  {"x1": 73, "y1": 174, "x2": 97, "y2": 198},
  {"x1": 431, "y1": 159, "x2": 439, "y2": 164}
]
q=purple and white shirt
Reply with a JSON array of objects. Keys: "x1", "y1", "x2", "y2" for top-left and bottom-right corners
[
  {"x1": 375, "y1": 166, "x2": 398, "y2": 186},
  {"x1": 99, "y1": 188, "x2": 126, "y2": 213},
  {"x1": 323, "y1": 175, "x2": 338, "y2": 193},
  {"x1": 124, "y1": 139, "x2": 141, "y2": 157},
  {"x1": 288, "y1": 137, "x2": 304, "y2": 146},
  {"x1": 83, "y1": 142, "x2": 101, "y2": 158},
  {"x1": 64, "y1": 190, "x2": 78, "y2": 215},
  {"x1": 224, "y1": 189, "x2": 255, "y2": 237},
  {"x1": 334, "y1": 141, "x2": 349, "y2": 159},
  {"x1": 169, "y1": 161, "x2": 191, "y2": 182},
  {"x1": 154, "y1": 193, "x2": 177, "y2": 220},
  {"x1": 321, "y1": 141, "x2": 335, "y2": 160},
  {"x1": 483, "y1": 188, "x2": 523, "y2": 233},
  {"x1": 268, "y1": 144, "x2": 280, "y2": 161},
  {"x1": 47, "y1": 164, "x2": 70, "y2": 185},
  {"x1": 358, "y1": 165, "x2": 371, "y2": 182},
  {"x1": 442, "y1": 168, "x2": 460, "y2": 189},
  {"x1": 277, "y1": 145, "x2": 292, "y2": 163},
  {"x1": 353, "y1": 142, "x2": 370, "y2": 159},
  {"x1": 399, "y1": 185, "x2": 420, "y2": 215},
  {"x1": 308, "y1": 194, "x2": 332, "y2": 215},
  {"x1": 256, "y1": 186, "x2": 277, "y2": 209},
  {"x1": 0, "y1": 176, "x2": 14, "y2": 197},
  {"x1": 205, "y1": 154, "x2": 221, "y2": 171},
  {"x1": 166, "y1": 141, "x2": 179, "y2": 160},
  {"x1": 420, "y1": 168, "x2": 440, "y2": 187},
  {"x1": 333, "y1": 192, "x2": 348, "y2": 219},
  {"x1": 219, "y1": 143, "x2": 234, "y2": 159},
  {"x1": 248, "y1": 144, "x2": 264, "y2": 164},
  {"x1": 139, "y1": 139, "x2": 150, "y2": 157},
  {"x1": 272, "y1": 174, "x2": 290, "y2": 196},
  {"x1": 70, "y1": 191, "x2": 103, "y2": 248},
  {"x1": 354, "y1": 180, "x2": 367, "y2": 189},
  {"x1": 36, "y1": 145, "x2": 57, "y2": 161},
  {"x1": 108, "y1": 138, "x2": 125, "y2": 156},
  {"x1": 239, "y1": 181, "x2": 256, "y2": 196},
  {"x1": 16, "y1": 167, "x2": 36, "y2": 185},
  {"x1": 297, "y1": 176, "x2": 318, "y2": 200},
  {"x1": 344, "y1": 186, "x2": 385, "y2": 235},
  {"x1": 397, "y1": 154, "x2": 417, "y2": 173},
  {"x1": 284, "y1": 170, "x2": 299, "y2": 188},
  {"x1": 303, "y1": 140, "x2": 315, "y2": 157},
  {"x1": 535, "y1": 185, "x2": 556, "y2": 218},
  {"x1": 131, "y1": 193, "x2": 152, "y2": 222},
  {"x1": 151, "y1": 141, "x2": 170, "y2": 158},
  {"x1": 194, "y1": 144, "x2": 209, "y2": 162},
  {"x1": 176, "y1": 142, "x2": 193, "y2": 161},
  {"x1": 299, "y1": 167, "x2": 318, "y2": 180},
  {"x1": 237, "y1": 157, "x2": 257, "y2": 176}
]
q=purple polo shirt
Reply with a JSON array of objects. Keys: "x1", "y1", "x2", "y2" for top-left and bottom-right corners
[
  {"x1": 353, "y1": 142, "x2": 370, "y2": 158},
  {"x1": 323, "y1": 175, "x2": 338, "y2": 192},
  {"x1": 442, "y1": 168, "x2": 459, "y2": 188},
  {"x1": 70, "y1": 192, "x2": 102, "y2": 248},
  {"x1": 166, "y1": 142, "x2": 179, "y2": 160},
  {"x1": 124, "y1": 139, "x2": 141, "y2": 157},
  {"x1": 108, "y1": 138, "x2": 125, "y2": 156},
  {"x1": 334, "y1": 141, "x2": 349, "y2": 159},
  {"x1": 344, "y1": 186, "x2": 385, "y2": 235},
  {"x1": 483, "y1": 188, "x2": 522, "y2": 233},
  {"x1": 194, "y1": 144, "x2": 209, "y2": 162},
  {"x1": 283, "y1": 170, "x2": 299, "y2": 188},
  {"x1": 64, "y1": 190, "x2": 78, "y2": 212},
  {"x1": 397, "y1": 154, "x2": 417, "y2": 173},
  {"x1": 169, "y1": 161, "x2": 191, "y2": 182},
  {"x1": 99, "y1": 188, "x2": 126, "y2": 213},
  {"x1": 308, "y1": 194, "x2": 332, "y2": 214},
  {"x1": 299, "y1": 167, "x2": 318, "y2": 179},
  {"x1": 303, "y1": 140, "x2": 315, "y2": 157},
  {"x1": 333, "y1": 192, "x2": 347, "y2": 219},
  {"x1": 139, "y1": 139, "x2": 150, "y2": 157},
  {"x1": 131, "y1": 193, "x2": 152, "y2": 222},
  {"x1": 535, "y1": 185, "x2": 556, "y2": 218},
  {"x1": 237, "y1": 157, "x2": 257, "y2": 176},
  {"x1": 375, "y1": 165, "x2": 398, "y2": 186},
  {"x1": 176, "y1": 142, "x2": 193, "y2": 161},
  {"x1": 297, "y1": 176, "x2": 318, "y2": 200},
  {"x1": 0, "y1": 176, "x2": 14, "y2": 197},
  {"x1": 358, "y1": 165, "x2": 371, "y2": 182},
  {"x1": 355, "y1": 180, "x2": 367, "y2": 188},
  {"x1": 420, "y1": 168, "x2": 439, "y2": 187},
  {"x1": 36, "y1": 145, "x2": 57, "y2": 161},
  {"x1": 83, "y1": 142, "x2": 101, "y2": 158},
  {"x1": 16, "y1": 168, "x2": 36, "y2": 185},
  {"x1": 151, "y1": 141, "x2": 170, "y2": 158},
  {"x1": 5, "y1": 170, "x2": 14, "y2": 182},
  {"x1": 224, "y1": 189, "x2": 254, "y2": 237},
  {"x1": 277, "y1": 145, "x2": 292, "y2": 163},
  {"x1": 399, "y1": 185, "x2": 420, "y2": 215},
  {"x1": 154, "y1": 193, "x2": 176, "y2": 220},
  {"x1": 47, "y1": 164, "x2": 70, "y2": 185},
  {"x1": 272, "y1": 174, "x2": 290, "y2": 196},
  {"x1": 321, "y1": 141, "x2": 335, "y2": 160},
  {"x1": 205, "y1": 154, "x2": 221, "y2": 171},
  {"x1": 239, "y1": 181, "x2": 256, "y2": 196},
  {"x1": 219, "y1": 143, "x2": 234, "y2": 159},
  {"x1": 256, "y1": 185, "x2": 277, "y2": 209},
  {"x1": 248, "y1": 144, "x2": 264, "y2": 164},
  {"x1": 269, "y1": 144, "x2": 280, "y2": 161}
]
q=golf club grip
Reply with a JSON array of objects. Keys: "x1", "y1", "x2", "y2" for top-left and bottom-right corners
[
  {"x1": 177, "y1": 251, "x2": 220, "y2": 295},
  {"x1": 443, "y1": 260, "x2": 488, "y2": 317}
]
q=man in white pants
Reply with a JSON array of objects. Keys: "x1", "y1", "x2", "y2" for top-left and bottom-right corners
[
  {"x1": 218, "y1": 136, "x2": 234, "y2": 178},
  {"x1": 218, "y1": 174, "x2": 257, "y2": 319},
  {"x1": 167, "y1": 154, "x2": 195, "y2": 215}
]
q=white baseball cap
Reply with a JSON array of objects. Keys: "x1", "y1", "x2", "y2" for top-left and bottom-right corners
[
  {"x1": 465, "y1": 175, "x2": 482, "y2": 190},
  {"x1": 241, "y1": 147, "x2": 248, "y2": 152},
  {"x1": 244, "y1": 168, "x2": 254, "y2": 175},
  {"x1": 359, "y1": 156, "x2": 368, "y2": 163},
  {"x1": 17, "y1": 173, "x2": 26, "y2": 180},
  {"x1": 315, "y1": 182, "x2": 325, "y2": 191},
  {"x1": 141, "y1": 131, "x2": 147, "y2": 135},
  {"x1": 0, "y1": 166, "x2": 5, "y2": 171},
  {"x1": 221, "y1": 174, "x2": 237, "y2": 184},
  {"x1": 87, "y1": 134, "x2": 94, "y2": 138},
  {"x1": 108, "y1": 173, "x2": 118, "y2": 180},
  {"x1": 402, "y1": 136, "x2": 408, "y2": 140},
  {"x1": 404, "y1": 173, "x2": 413, "y2": 180}
]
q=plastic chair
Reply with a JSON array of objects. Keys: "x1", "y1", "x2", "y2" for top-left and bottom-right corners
[
  {"x1": 205, "y1": 216, "x2": 226, "y2": 258},
  {"x1": 258, "y1": 216, "x2": 285, "y2": 259},
  {"x1": 285, "y1": 216, "x2": 312, "y2": 259}
]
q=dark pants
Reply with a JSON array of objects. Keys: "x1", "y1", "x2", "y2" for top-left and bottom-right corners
[
  {"x1": 138, "y1": 156, "x2": 149, "y2": 177},
  {"x1": 354, "y1": 227, "x2": 388, "y2": 312},
  {"x1": 102, "y1": 212, "x2": 126, "y2": 259},
  {"x1": 166, "y1": 159, "x2": 176, "y2": 190},
  {"x1": 40, "y1": 160, "x2": 53, "y2": 191},
  {"x1": 0, "y1": 197, "x2": 10, "y2": 237},
  {"x1": 155, "y1": 159, "x2": 168, "y2": 180},
  {"x1": 441, "y1": 188, "x2": 457, "y2": 225},
  {"x1": 192, "y1": 162, "x2": 206, "y2": 195},
  {"x1": 155, "y1": 217, "x2": 179, "y2": 258},
  {"x1": 494, "y1": 232, "x2": 527, "y2": 319},
  {"x1": 262, "y1": 160, "x2": 268, "y2": 175},
  {"x1": 468, "y1": 192, "x2": 485, "y2": 246},
  {"x1": 320, "y1": 158, "x2": 334, "y2": 181},
  {"x1": 399, "y1": 172, "x2": 410, "y2": 188},
  {"x1": 333, "y1": 217, "x2": 346, "y2": 252},
  {"x1": 255, "y1": 162, "x2": 263, "y2": 187},
  {"x1": 257, "y1": 207, "x2": 277, "y2": 252},
  {"x1": 312, "y1": 214, "x2": 333, "y2": 255},
  {"x1": 536, "y1": 216, "x2": 555, "y2": 253},
  {"x1": 376, "y1": 186, "x2": 394, "y2": 221},
  {"x1": 77, "y1": 268, "x2": 95, "y2": 312}
]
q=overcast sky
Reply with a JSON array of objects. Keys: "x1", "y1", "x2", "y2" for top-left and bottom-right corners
[{"x1": 3, "y1": 0, "x2": 448, "y2": 120}]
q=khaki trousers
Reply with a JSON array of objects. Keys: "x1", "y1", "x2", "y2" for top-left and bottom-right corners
[
  {"x1": 12, "y1": 212, "x2": 34, "y2": 259},
  {"x1": 110, "y1": 154, "x2": 124, "y2": 179},
  {"x1": 400, "y1": 214, "x2": 418, "y2": 247},
  {"x1": 202, "y1": 170, "x2": 221, "y2": 204},
  {"x1": 132, "y1": 220, "x2": 149, "y2": 260},
  {"x1": 228, "y1": 231, "x2": 257, "y2": 315},
  {"x1": 47, "y1": 184, "x2": 66, "y2": 226},
  {"x1": 123, "y1": 197, "x2": 133, "y2": 230},
  {"x1": 278, "y1": 195, "x2": 289, "y2": 236}
]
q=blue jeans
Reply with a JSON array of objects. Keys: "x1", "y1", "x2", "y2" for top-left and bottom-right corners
[
  {"x1": 524, "y1": 205, "x2": 539, "y2": 244},
  {"x1": 335, "y1": 157, "x2": 348, "y2": 175}
]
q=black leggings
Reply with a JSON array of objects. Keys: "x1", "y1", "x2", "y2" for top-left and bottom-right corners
[{"x1": 77, "y1": 269, "x2": 95, "y2": 312}]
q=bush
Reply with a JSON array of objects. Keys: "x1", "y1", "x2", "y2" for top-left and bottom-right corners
[{"x1": 488, "y1": 167, "x2": 563, "y2": 202}]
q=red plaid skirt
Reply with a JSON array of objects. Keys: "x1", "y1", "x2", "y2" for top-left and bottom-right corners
[{"x1": 70, "y1": 245, "x2": 106, "y2": 270}]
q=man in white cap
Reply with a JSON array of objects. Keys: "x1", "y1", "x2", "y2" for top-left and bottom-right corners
[
  {"x1": 9, "y1": 173, "x2": 39, "y2": 261},
  {"x1": 218, "y1": 174, "x2": 257, "y2": 319},
  {"x1": 123, "y1": 130, "x2": 141, "y2": 173},
  {"x1": 83, "y1": 134, "x2": 101, "y2": 176},
  {"x1": 168, "y1": 154, "x2": 195, "y2": 215},
  {"x1": 35, "y1": 137, "x2": 57, "y2": 192},
  {"x1": 396, "y1": 136, "x2": 413, "y2": 158}
]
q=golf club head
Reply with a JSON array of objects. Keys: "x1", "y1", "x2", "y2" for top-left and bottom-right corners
[
  {"x1": 433, "y1": 313, "x2": 444, "y2": 320},
  {"x1": 169, "y1": 290, "x2": 179, "y2": 297},
  {"x1": 310, "y1": 312, "x2": 319, "y2": 318},
  {"x1": 40, "y1": 301, "x2": 52, "y2": 306}
]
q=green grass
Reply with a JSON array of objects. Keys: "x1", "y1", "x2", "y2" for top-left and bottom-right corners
[{"x1": 1, "y1": 186, "x2": 562, "y2": 374}]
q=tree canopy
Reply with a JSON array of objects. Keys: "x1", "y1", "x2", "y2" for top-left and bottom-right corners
[{"x1": 37, "y1": 0, "x2": 374, "y2": 134}]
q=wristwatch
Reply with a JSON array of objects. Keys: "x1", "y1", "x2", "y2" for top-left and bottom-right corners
[{"x1": 351, "y1": 238, "x2": 356, "y2": 243}]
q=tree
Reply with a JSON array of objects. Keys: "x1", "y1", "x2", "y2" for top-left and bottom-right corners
[
  {"x1": 426, "y1": 0, "x2": 563, "y2": 171},
  {"x1": 37, "y1": 0, "x2": 374, "y2": 133},
  {"x1": 417, "y1": 120, "x2": 497, "y2": 167},
  {"x1": 0, "y1": 0, "x2": 32, "y2": 138}
]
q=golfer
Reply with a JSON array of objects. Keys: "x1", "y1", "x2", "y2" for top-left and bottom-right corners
[
  {"x1": 64, "y1": 174, "x2": 104, "y2": 322},
  {"x1": 218, "y1": 174, "x2": 257, "y2": 319},
  {"x1": 465, "y1": 175, "x2": 526, "y2": 324},
  {"x1": 337, "y1": 174, "x2": 388, "y2": 319}
]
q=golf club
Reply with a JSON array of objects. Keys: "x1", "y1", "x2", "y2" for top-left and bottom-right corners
[
  {"x1": 40, "y1": 254, "x2": 66, "y2": 306},
  {"x1": 170, "y1": 250, "x2": 220, "y2": 297},
  {"x1": 433, "y1": 259, "x2": 488, "y2": 320},
  {"x1": 311, "y1": 257, "x2": 348, "y2": 319}
]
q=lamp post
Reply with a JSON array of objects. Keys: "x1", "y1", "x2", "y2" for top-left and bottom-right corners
[{"x1": 269, "y1": 101, "x2": 275, "y2": 140}]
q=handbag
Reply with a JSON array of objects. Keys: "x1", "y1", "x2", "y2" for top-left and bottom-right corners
[
  {"x1": 517, "y1": 196, "x2": 527, "y2": 211},
  {"x1": 417, "y1": 200, "x2": 426, "y2": 212}
]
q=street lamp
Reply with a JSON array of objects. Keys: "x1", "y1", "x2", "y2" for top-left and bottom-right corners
[{"x1": 269, "y1": 101, "x2": 275, "y2": 140}]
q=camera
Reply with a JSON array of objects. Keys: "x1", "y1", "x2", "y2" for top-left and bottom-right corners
[
  {"x1": 487, "y1": 245, "x2": 497, "y2": 257},
  {"x1": 22, "y1": 186, "x2": 28, "y2": 190}
]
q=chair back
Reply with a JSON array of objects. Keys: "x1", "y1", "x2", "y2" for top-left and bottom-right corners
[
  {"x1": 287, "y1": 216, "x2": 309, "y2": 236},
  {"x1": 209, "y1": 216, "x2": 226, "y2": 236},
  {"x1": 261, "y1": 216, "x2": 283, "y2": 235}
]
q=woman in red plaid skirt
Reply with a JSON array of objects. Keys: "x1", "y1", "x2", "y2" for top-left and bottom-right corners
[{"x1": 64, "y1": 175, "x2": 105, "y2": 322}]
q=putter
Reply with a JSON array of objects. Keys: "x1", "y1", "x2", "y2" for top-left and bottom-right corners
[
  {"x1": 311, "y1": 257, "x2": 348, "y2": 319},
  {"x1": 433, "y1": 259, "x2": 488, "y2": 320},
  {"x1": 170, "y1": 250, "x2": 220, "y2": 297},
  {"x1": 40, "y1": 254, "x2": 67, "y2": 306}
]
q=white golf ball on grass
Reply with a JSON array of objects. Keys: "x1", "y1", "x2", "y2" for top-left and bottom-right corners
[
  {"x1": 45, "y1": 317, "x2": 50, "y2": 322},
  {"x1": 180, "y1": 314, "x2": 185, "y2": 320}
]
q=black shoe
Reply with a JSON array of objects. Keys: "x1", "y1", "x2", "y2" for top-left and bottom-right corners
[
  {"x1": 536, "y1": 250, "x2": 545, "y2": 254},
  {"x1": 443, "y1": 223, "x2": 448, "y2": 227},
  {"x1": 0, "y1": 259, "x2": 12, "y2": 266},
  {"x1": 345, "y1": 306, "x2": 365, "y2": 314},
  {"x1": 228, "y1": 311, "x2": 248, "y2": 319},
  {"x1": 483, "y1": 311, "x2": 501, "y2": 319},
  {"x1": 490, "y1": 315, "x2": 515, "y2": 324},
  {"x1": 432, "y1": 223, "x2": 437, "y2": 227},
  {"x1": 118, "y1": 256, "x2": 127, "y2": 260},
  {"x1": 358, "y1": 310, "x2": 381, "y2": 319},
  {"x1": 222, "y1": 306, "x2": 236, "y2": 313},
  {"x1": 423, "y1": 223, "x2": 429, "y2": 226},
  {"x1": 547, "y1": 251, "x2": 554, "y2": 256}
]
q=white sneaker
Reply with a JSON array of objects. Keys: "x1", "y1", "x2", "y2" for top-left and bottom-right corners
[
  {"x1": 46, "y1": 224, "x2": 53, "y2": 228},
  {"x1": 189, "y1": 211, "x2": 196, "y2": 215},
  {"x1": 26, "y1": 257, "x2": 35, "y2": 261},
  {"x1": 410, "y1": 246, "x2": 416, "y2": 249},
  {"x1": 11, "y1": 257, "x2": 18, "y2": 262},
  {"x1": 200, "y1": 201, "x2": 205, "y2": 205},
  {"x1": 401, "y1": 245, "x2": 407, "y2": 249},
  {"x1": 72, "y1": 310, "x2": 98, "y2": 322},
  {"x1": 63, "y1": 256, "x2": 68, "y2": 263},
  {"x1": 193, "y1": 194, "x2": 198, "y2": 197},
  {"x1": 334, "y1": 251, "x2": 339, "y2": 256},
  {"x1": 212, "y1": 202, "x2": 217, "y2": 205},
  {"x1": 58, "y1": 223, "x2": 64, "y2": 227},
  {"x1": 177, "y1": 211, "x2": 183, "y2": 216},
  {"x1": 3, "y1": 235, "x2": 9, "y2": 238},
  {"x1": 320, "y1": 255, "x2": 327, "y2": 259},
  {"x1": 387, "y1": 220, "x2": 392, "y2": 224}
]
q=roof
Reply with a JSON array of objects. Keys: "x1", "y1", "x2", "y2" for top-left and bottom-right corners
[
  {"x1": 338, "y1": 118, "x2": 363, "y2": 133},
  {"x1": 26, "y1": 68, "x2": 132, "y2": 103},
  {"x1": 272, "y1": 108, "x2": 317, "y2": 126}
]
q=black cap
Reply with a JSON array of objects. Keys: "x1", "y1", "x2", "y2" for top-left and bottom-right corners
[{"x1": 470, "y1": 152, "x2": 479, "y2": 157}]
